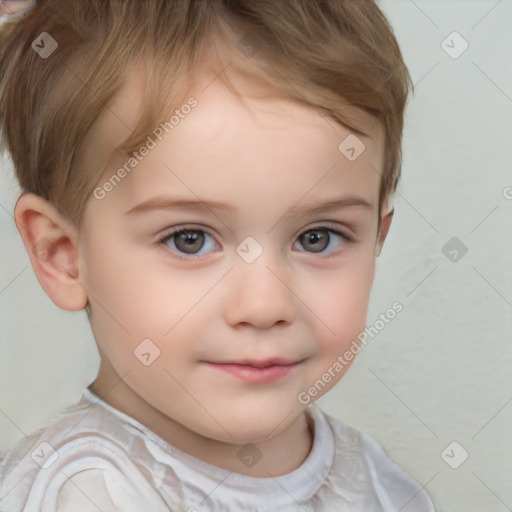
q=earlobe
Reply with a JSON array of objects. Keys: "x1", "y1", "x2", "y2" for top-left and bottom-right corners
[
  {"x1": 13, "y1": 193, "x2": 88, "y2": 311},
  {"x1": 374, "y1": 206, "x2": 394, "y2": 257}
]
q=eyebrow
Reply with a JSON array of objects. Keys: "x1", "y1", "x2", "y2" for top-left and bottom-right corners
[{"x1": 124, "y1": 194, "x2": 373, "y2": 217}]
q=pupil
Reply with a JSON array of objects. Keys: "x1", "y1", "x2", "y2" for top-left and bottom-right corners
[
  {"x1": 177, "y1": 231, "x2": 204, "y2": 253},
  {"x1": 303, "y1": 230, "x2": 328, "y2": 252}
]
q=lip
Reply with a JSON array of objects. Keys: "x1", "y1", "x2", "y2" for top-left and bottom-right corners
[{"x1": 204, "y1": 358, "x2": 303, "y2": 384}]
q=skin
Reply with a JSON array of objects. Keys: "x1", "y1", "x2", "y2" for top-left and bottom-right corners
[
  {"x1": 14, "y1": 50, "x2": 393, "y2": 478},
  {"x1": 0, "y1": 0, "x2": 36, "y2": 17}
]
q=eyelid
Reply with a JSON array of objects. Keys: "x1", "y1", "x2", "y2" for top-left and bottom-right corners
[
  {"x1": 157, "y1": 221, "x2": 356, "y2": 260},
  {"x1": 158, "y1": 221, "x2": 354, "y2": 242},
  {"x1": 157, "y1": 224, "x2": 221, "y2": 247},
  {"x1": 302, "y1": 221, "x2": 355, "y2": 241},
  {"x1": 292, "y1": 224, "x2": 353, "y2": 260},
  {"x1": 157, "y1": 225, "x2": 222, "y2": 262}
]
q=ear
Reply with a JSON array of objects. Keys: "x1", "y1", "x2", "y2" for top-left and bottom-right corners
[
  {"x1": 374, "y1": 204, "x2": 394, "y2": 257},
  {"x1": 13, "y1": 193, "x2": 88, "y2": 311}
]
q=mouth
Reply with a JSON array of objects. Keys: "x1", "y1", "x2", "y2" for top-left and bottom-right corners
[{"x1": 203, "y1": 358, "x2": 305, "y2": 384}]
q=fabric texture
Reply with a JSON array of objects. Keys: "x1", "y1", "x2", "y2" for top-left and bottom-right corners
[{"x1": 0, "y1": 388, "x2": 435, "y2": 511}]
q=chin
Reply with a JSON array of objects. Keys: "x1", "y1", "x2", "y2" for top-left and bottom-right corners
[{"x1": 199, "y1": 400, "x2": 305, "y2": 444}]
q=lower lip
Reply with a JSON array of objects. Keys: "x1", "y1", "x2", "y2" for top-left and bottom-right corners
[{"x1": 205, "y1": 362, "x2": 300, "y2": 384}]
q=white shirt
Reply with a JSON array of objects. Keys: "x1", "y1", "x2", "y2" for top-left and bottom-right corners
[{"x1": 0, "y1": 388, "x2": 435, "y2": 511}]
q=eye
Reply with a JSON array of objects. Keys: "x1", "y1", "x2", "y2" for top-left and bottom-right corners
[
  {"x1": 158, "y1": 224, "x2": 352, "y2": 261},
  {"x1": 158, "y1": 227, "x2": 219, "y2": 259},
  {"x1": 294, "y1": 226, "x2": 352, "y2": 257}
]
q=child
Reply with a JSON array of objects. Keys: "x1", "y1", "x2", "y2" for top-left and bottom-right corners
[{"x1": 0, "y1": 0, "x2": 435, "y2": 510}]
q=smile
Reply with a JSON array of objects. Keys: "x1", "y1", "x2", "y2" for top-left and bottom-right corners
[{"x1": 203, "y1": 359, "x2": 303, "y2": 384}]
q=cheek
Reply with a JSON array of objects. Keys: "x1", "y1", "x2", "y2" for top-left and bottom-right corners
[
  {"x1": 81, "y1": 236, "x2": 222, "y2": 362},
  {"x1": 79, "y1": 235, "x2": 162, "y2": 369},
  {"x1": 81, "y1": 235, "x2": 173, "y2": 330},
  {"x1": 309, "y1": 255, "x2": 376, "y2": 354}
]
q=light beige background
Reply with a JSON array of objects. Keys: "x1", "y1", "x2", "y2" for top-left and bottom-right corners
[{"x1": 1, "y1": 1, "x2": 511, "y2": 510}]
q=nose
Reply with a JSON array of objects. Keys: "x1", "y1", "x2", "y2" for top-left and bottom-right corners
[{"x1": 224, "y1": 255, "x2": 297, "y2": 330}]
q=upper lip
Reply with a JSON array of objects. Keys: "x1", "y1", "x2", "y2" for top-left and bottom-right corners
[{"x1": 206, "y1": 358, "x2": 303, "y2": 368}]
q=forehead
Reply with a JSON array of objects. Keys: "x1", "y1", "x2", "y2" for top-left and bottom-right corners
[{"x1": 80, "y1": 60, "x2": 385, "y2": 221}]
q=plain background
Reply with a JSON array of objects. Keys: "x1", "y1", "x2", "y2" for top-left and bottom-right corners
[{"x1": 1, "y1": 1, "x2": 511, "y2": 510}]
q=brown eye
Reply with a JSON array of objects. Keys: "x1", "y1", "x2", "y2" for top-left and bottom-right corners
[
  {"x1": 299, "y1": 230, "x2": 330, "y2": 253},
  {"x1": 160, "y1": 228, "x2": 218, "y2": 258},
  {"x1": 174, "y1": 230, "x2": 205, "y2": 254},
  {"x1": 295, "y1": 227, "x2": 351, "y2": 257}
]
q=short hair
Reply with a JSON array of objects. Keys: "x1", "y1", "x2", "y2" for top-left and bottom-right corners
[{"x1": 0, "y1": 0, "x2": 413, "y2": 227}]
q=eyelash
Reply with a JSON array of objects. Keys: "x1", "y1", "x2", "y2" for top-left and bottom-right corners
[{"x1": 157, "y1": 224, "x2": 353, "y2": 262}]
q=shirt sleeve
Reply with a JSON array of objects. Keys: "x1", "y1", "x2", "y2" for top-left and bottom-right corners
[
  {"x1": 361, "y1": 432, "x2": 436, "y2": 512},
  {"x1": 55, "y1": 469, "x2": 117, "y2": 512},
  {"x1": 21, "y1": 439, "x2": 172, "y2": 512},
  {"x1": 54, "y1": 467, "x2": 170, "y2": 512}
]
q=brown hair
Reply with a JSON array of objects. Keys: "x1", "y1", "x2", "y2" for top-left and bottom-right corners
[{"x1": 0, "y1": 0, "x2": 412, "y2": 227}]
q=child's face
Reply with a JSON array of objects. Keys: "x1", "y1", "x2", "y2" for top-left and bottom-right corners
[{"x1": 77, "y1": 65, "x2": 387, "y2": 444}]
